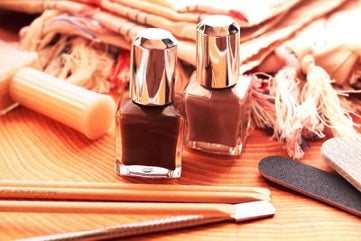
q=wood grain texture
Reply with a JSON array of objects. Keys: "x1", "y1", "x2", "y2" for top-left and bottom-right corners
[
  {"x1": 0, "y1": 10, "x2": 360, "y2": 241},
  {"x1": 1, "y1": 106, "x2": 360, "y2": 241}
]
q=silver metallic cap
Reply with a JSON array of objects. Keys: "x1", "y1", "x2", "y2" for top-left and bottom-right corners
[
  {"x1": 130, "y1": 28, "x2": 177, "y2": 106},
  {"x1": 196, "y1": 15, "x2": 240, "y2": 89}
]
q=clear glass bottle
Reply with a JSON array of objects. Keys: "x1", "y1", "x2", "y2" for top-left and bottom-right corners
[
  {"x1": 115, "y1": 28, "x2": 183, "y2": 178},
  {"x1": 184, "y1": 15, "x2": 252, "y2": 156}
]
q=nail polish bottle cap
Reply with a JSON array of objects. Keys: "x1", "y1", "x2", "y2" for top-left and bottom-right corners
[
  {"x1": 130, "y1": 28, "x2": 177, "y2": 106},
  {"x1": 196, "y1": 15, "x2": 240, "y2": 89}
]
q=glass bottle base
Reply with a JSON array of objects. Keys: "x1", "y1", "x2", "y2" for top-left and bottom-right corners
[
  {"x1": 115, "y1": 160, "x2": 181, "y2": 178},
  {"x1": 186, "y1": 141, "x2": 244, "y2": 156}
]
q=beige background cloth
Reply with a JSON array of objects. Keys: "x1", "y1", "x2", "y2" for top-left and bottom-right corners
[{"x1": 0, "y1": 0, "x2": 348, "y2": 73}]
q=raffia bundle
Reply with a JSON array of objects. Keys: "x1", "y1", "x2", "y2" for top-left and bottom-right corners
[
  {"x1": 254, "y1": 0, "x2": 361, "y2": 158},
  {"x1": 0, "y1": 0, "x2": 359, "y2": 159}
]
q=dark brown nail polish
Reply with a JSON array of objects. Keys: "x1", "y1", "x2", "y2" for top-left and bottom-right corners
[{"x1": 115, "y1": 28, "x2": 183, "y2": 178}]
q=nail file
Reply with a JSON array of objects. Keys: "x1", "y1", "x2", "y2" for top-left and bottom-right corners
[
  {"x1": 258, "y1": 156, "x2": 361, "y2": 217},
  {"x1": 15, "y1": 201, "x2": 275, "y2": 241},
  {"x1": 321, "y1": 137, "x2": 361, "y2": 192}
]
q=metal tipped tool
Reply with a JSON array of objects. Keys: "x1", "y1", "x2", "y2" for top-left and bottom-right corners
[{"x1": 17, "y1": 201, "x2": 275, "y2": 241}]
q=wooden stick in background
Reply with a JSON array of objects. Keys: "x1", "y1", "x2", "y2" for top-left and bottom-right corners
[
  {"x1": 0, "y1": 200, "x2": 236, "y2": 216},
  {"x1": 0, "y1": 186, "x2": 270, "y2": 203},
  {"x1": 0, "y1": 180, "x2": 271, "y2": 195}
]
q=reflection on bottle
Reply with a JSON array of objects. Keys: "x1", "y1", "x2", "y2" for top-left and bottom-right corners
[
  {"x1": 115, "y1": 28, "x2": 183, "y2": 178},
  {"x1": 184, "y1": 15, "x2": 252, "y2": 156}
]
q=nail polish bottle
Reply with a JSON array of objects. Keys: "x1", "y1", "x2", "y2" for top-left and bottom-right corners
[
  {"x1": 184, "y1": 15, "x2": 252, "y2": 156},
  {"x1": 115, "y1": 28, "x2": 183, "y2": 178}
]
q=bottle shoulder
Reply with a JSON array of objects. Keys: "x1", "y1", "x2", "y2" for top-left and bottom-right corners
[
  {"x1": 118, "y1": 100, "x2": 182, "y2": 119},
  {"x1": 233, "y1": 75, "x2": 252, "y2": 99},
  {"x1": 184, "y1": 75, "x2": 251, "y2": 101}
]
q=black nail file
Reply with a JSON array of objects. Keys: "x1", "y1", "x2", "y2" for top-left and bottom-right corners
[{"x1": 258, "y1": 156, "x2": 361, "y2": 217}]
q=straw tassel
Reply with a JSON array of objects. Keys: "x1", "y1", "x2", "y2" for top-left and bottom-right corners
[
  {"x1": 272, "y1": 66, "x2": 308, "y2": 159},
  {"x1": 250, "y1": 73, "x2": 276, "y2": 131},
  {"x1": 300, "y1": 54, "x2": 361, "y2": 140},
  {"x1": 251, "y1": 50, "x2": 360, "y2": 160}
]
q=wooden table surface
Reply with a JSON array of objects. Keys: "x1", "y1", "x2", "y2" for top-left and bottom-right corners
[{"x1": 0, "y1": 10, "x2": 360, "y2": 241}]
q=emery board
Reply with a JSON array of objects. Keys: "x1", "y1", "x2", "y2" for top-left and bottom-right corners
[
  {"x1": 321, "y1": 137, "x2": 361, "y2": 193},
  {"x1": 258, "y1": 156, "x2": 361, "y2": 217}
]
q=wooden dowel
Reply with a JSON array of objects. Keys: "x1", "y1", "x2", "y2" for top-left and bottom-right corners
[
  {"x1": 0, "y1": 180, "x2": 271, "y2": 195},
  {"x1": 0, "y1": 187, "x2": 270, "y2": 203},
  {"x1": 0, "y1": 200, "x2": 235, "y2": 217}
]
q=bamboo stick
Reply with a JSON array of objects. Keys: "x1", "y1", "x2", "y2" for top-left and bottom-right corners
[
  {"x1": 0, "y1": 200, "x2": 235, "y2": 217},
  {"x1": 0, "y1": 186, "x2": 270, "y2": 203},
  {"x1": 0, "y1": 180, "x2": 271, "y2": 195}
]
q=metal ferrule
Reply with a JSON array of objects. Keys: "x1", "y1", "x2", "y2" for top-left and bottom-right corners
[
  {"x1": 130, "y1": 28, "x2": 177, "y2": 106},
  {"x1": 196, "y1": 15, "x2": 240, "y2": 89}
]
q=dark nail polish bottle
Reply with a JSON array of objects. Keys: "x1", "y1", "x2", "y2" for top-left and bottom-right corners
[
  {"x1": 115, "y1": 28, "x2": 183, "y2": 178},
  {"x1": 184, "y1": 15, "x2": 252, "y2": 156}
]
